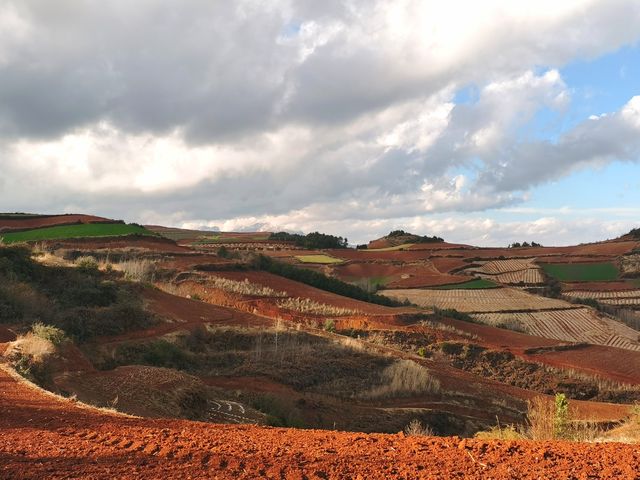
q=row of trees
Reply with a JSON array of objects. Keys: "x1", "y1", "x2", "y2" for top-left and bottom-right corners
[
  {"x1": 387, "y1": 230, "x2": 444, "y2": 243},
  {"x1": 268, "y1": 231, "x2": 348, "y2": 249},
  {"x1": 509, "y1": 241, "x2": 542, "y2": 248}
]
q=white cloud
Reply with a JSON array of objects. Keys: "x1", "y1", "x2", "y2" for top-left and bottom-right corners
[{"x1": 1, "y1": 0, "x2": 640, "y2": 246}]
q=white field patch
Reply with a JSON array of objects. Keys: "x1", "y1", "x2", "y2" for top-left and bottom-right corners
[
  {"x1": 464, "y1": 258, "x2": 544, "y2": 286},
  {"x1": 472, "y1": 309, "x2": 640, "y2": 351},
  {"x1": 564, "y1": 290, "x2": 640, "y2": 307},
  {"x1": 381, "y1": 287, "x2": 571, "y2": 313}
]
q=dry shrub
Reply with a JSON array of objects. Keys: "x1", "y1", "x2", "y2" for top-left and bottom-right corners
[
  {"x1": 570, "y1": 421, "x2": 604, "y2": 443},
  {"x1": 207, "y1": 276, "x2": 287, "y2": 297},
  {"x1": 527, "y1": 396, "x2": 555, "y2": 440},
  {"x1": 4, "y1": 333, "x2": 56, "y2": 386},
  {"x1": 116, "y1": 259, "x2": 157, "y2": 282},
  {"x1": 75, "y1": 255, "x2": 99, "y2": 270},
  {"x1": 277, "y1": 297, "x2": 359, "y2": 316},
  {"x1": 404, "y1": 419, "x2": 434, "y2": 437},
  {"x1": 7, "y1": 333, "x2": 55, "y2": 361},
  {"x1": 362, "y1": 359, "x2": 440, "y2": 399}
]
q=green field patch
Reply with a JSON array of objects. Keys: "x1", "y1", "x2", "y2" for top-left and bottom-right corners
[
  {"x1": 0, "y1": 223, "x2": 155, "y2": 244},
  {"x1": 433, "y1": 278, "x2": 499, "y2": 290},
  {"x1": 365, "y1": 243, "x2": 414, "y2": 252},
  {"x1": 541, "y1": 262, "x2": 619, "y2": 282},
  {"x1": 295, "y1": 254, "x2": 343, "y2": 264},
  {"x1": 191, "y1": 234, "x2": 270, "y2": 245}
]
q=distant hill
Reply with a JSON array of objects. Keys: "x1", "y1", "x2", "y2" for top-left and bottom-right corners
[{"x1": 367, "y1": 230, "x2": 444, "y2": 249}]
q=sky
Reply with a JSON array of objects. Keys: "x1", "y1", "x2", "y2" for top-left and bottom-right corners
[{"x1": 0, "y1": 0, "x2": 639, "y2": 246}]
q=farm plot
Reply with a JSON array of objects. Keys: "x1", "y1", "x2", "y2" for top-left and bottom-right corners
[
  {"x1": 564, "y1": 290, "x2": 640, "y2": 307},
  {"x1": 0, "y1": 222, "x2": 155, "y2": 244},
  {"x1": 465, "y1": 258, "x2": 544, "y2": 286},
  {"x1": 477, "y1": 269, "x2": 545, "y2": 285},
  {"x1": 472, "y1": 309, "x2": 640, "y2": 351},
  {"x1": 472, "y1": 258, "x2": 537, "y2": 274},
  {"x1": 564, "y1": 290, "x2": 640, "y2": 300},
  {"x1": 541, "y1": 262, "x2": 619, "y2": 282},
  {"x1": 380, "y1": 287, "x2": 572, "y2": 313},
  {"x1": 295, "y1": 254, "x2": 343, "y2": 264},
  {"x1": 433, "y1": 278, "x2": 498, "y2": 290}
]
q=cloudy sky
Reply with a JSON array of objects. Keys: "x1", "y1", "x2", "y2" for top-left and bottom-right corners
[{"x1": 1, "y1": 0, "x2": 639, "y2": 246}]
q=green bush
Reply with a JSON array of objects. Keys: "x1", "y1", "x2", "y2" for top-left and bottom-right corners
[
  {"x1": 113, "y1": 340, "x2": 191, "y2": 370},
  {"x1": 31, "y1": 323, "x2": 67, "y2": 346}
]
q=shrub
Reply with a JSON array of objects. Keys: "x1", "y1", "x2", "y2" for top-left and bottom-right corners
[
  {"x1": 250, "y1": 394, "x2": 305, "y2": 428},
  {"x1": 554, "y1": 393, "x2": 570, "y2": 439},
  {"x1": 404, "y1": 419, "x2": 434, "y2": 436},
  {"x1": 75, "y1": 256, "x2": 99, "y2": 271},
  {"x1": 277, "y1": 297, "x2": 359, "y2": 316},
  {"x1": 115, "y1": 340, "x2": 191, "y2": 370},
  {"x1": 31, "y1": 323, "x2": 67, "y2": 346},
  {"x1": 206, "y1": 276, "x2": 287, "y2": 297},
  {"x1": 323, "y1": 319, "x2": 336, "y2": 332},
  {"x1": 118, "y1": 259, "x2": 156, "y2": 282},
  {"x1": 361, "y1": 360, "x2": 440, "y2": 399},
  {"x1": 5, "y1": 333, "x2": 56, "y2": 386}
]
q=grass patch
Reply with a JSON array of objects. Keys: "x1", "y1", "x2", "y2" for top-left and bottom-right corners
[
  {"x1": 295, "y1": 254, "x2": 343, "y2": 264},
  {"x1": 0, "y1": 223, "x2": 156, "y2": 244},
  {"x1": 541, "y1": 262, "x2": 619, "y2": 282},
  {"x1": 433, "y1": 278, "x2": 498, "y2": 290},
  {"x1": 365, "y1": 243, "x2": 414, "y2": 252}
]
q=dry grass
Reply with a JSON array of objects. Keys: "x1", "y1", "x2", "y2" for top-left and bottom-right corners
[
  {"x1": 5, "y1": 333, "x2": 55, "y2": 361},
  {"x1": 113, "y1": 259, "x2": 157, "y2": 282},
  {"x1": 206, "y1": 276, "x2": 288, "y2": 297},
  {"x1": 475, "y1": 424, "x2": 526, "y2": 440},
  {"x1": 277, "y1": 297, "x2": 359, "y2": 316},
  {"x1": 526, "y1": 396, "x2": 555, "y2": 440},
  {"x1": 361, "y1": 359, "x2": 440, "y2": 399},
  {"x1": 404, "y1": 419, "x2": 434, "y2": 436},
  {"x1": 418, "y1": 320, "x2": 479, "y2": 340}
]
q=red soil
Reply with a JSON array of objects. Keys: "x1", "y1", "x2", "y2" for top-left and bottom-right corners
[
  {"x1": 0, "y1": 326, "x2": 16, "y2": 343},
  {"x1": 330, "y1": 261, "x2": 469, "y2": 288},
  {"x1": 47, "y1": 235, "x2": 188, "y2": 253},
  {"x1": 328, "y1": 249, "x2": 433, "y2": 262},
  {"x1": 430, "y1": 257, "x2": 470, "y2": 273},
  {"x1": 1, "y1": 364, "x2": 638, "y2": 479},
  {"x1": 0, "y1": 214, "x2": 110, "y2": 231},
  {"x1": 200, "y1": 270, "x2": 407, "y2": 315},
  {"x1": 434, "y1": 317, "x2": 640, "y2": 385},
  {"x1": 157, "y1": 254, "x2": 238, "y2": 271}
]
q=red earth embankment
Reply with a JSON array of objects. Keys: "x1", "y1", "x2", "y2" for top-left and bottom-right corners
[{"x1": 0, "y1": 365, "x2": 638, "y2": 479}]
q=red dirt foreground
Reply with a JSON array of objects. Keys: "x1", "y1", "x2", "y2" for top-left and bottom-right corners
[{"x1": 1, "y1": 366, "x2": 639, "y2": 479}]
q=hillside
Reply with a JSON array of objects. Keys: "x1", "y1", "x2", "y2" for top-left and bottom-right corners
[{"x1": 2, "y1": 216, "x2": 640, "y2": 478}]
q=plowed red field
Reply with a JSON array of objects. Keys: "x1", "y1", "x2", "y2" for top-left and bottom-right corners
[
  {"x1": 46, "y1": 236, "x2": 188, "y2": 252},
  {"x1": 0, "y1": 214, "x2": 109, "y2": 231},
  {"x1": 1, "y1": 365, "x2": 638, "y2": 479}
]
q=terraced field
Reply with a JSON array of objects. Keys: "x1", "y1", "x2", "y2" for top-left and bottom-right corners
[
  {"x1": 381, "y1": 287, "x2": 571, "y2": 312},
  {"x1": 0, "y1": 223, "x2": 155, "y2": 244},
  {"x1": 295, "y1": 254, "x2": 343, "y2": 264},
  {"x1": 466, "y1": 258, "x2": 544, "y2": 285},
  {"x1": 473, "y1": 309, "x2": 640, "y2": 351},
  {"x1": 541, "y1": 262, "x2": 619, "y2": 282},
  {"x1": 563, "y1": 289, "x2": 640, "y2": 307}
]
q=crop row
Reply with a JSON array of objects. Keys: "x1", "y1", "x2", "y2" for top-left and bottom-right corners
[
  {"x1": 381, "y1": 287, "x2": 570, "y2": 312},
  {"x1": 472, "y1": 308, "x2": 640, "y2": 351}
]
